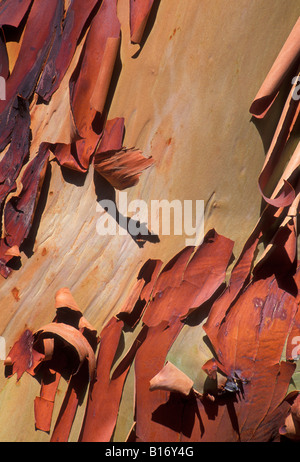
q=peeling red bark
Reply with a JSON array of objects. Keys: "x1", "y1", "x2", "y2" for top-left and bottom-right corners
[
  {"x1": 0, "y1": 0, "x2": 63, "y2": 151},
  {"x1": 0, "y1": 1, "x2": 299, "y2": 445},
  {"x1": 36, "y1": 0, "x2": 101, "y2": 102},
  {"x1": 51, "y1": 363, "x2": 89, "y2": 442},
  {"x1": 93, "y1": 117, "x2": 155, "y2": 190},
  {"x1": 0, "y1": 98, "x2": 31, "y2": 211},
  {"x1": 0, "y1": 0, "x2": 33, "y2": 28},
  {"x1": 117, "y1": 259, "x2": 163, "y2": 328},
  {"x1": 79, "y1": 316, "x2": 125, "y2": 442},
  {"x1": 0, "y1": 142, "x2": 50, "y2": 277},
  {"x1": 134, "y1": 317, "x2": 183, "y2": 442},
  {"x1": 143, "y1": 229, "x2": 234, "y2": 327},
  {"x1": 34, "y1": 368, "x2": 60, "y2": 433},
  {"x1": 4, "y1": 329, "x2": 34, "y2": 381},
  {"x1": 54, "y1": 0, "x2": 121, "y2": 172}
]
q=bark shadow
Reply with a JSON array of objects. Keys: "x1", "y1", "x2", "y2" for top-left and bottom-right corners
[{"x1": 94, "y1": 170, "x2": 160, "y2": 248}]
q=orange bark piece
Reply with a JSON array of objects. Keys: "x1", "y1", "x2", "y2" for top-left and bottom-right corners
[
  {"x1": 34, "y1": 397, "x2": 55, "y2": 433},
  {"x1": 143, "y1": 229, "x2": 234, "y2": 327},
  {"x1": 201, "y1": 358, "x2": 219, "y2": 380},
  {"x1": 96, "y1": 117, "x2": 124, "y2": 153},
  {"x1": 149, "y1": 361, "x2": 194, "y2": 396},
  {"x1": 151, "y1": 246, "x2": 195, "y2": 296},
  {"x1": 216, "y1": 275, "x2": 298, "y2": 380},
  {"x1": 130, "y1": 0, "x2": 155, "y2": 44},
  {"x1": 250, "y1": 17, "x2": 300, "y2": 118},
  {"x1": 90, "y1": 36, "x2": 121, "y2": 114},
  {"x1": 134, "y1": 317, "x2": 184, "y2": 442},
  {"x1": 203, "y1": 231, "x2": 260, "y2": 353},
  {"x1": 79, "y1": 316, "x2": 124, "y2": 442},
  {"x1": 79, "y1": 317, "x2": 148, "y2": 442},
  {"x1": 55, "y1": 287, "x2": 81, "y2": 312},
  {"x1": 51, "y1": 365, "x2": 88, "y2": 442},
  {"x1": 34, "y1": 368, "x2": 60, "y2": 433}
]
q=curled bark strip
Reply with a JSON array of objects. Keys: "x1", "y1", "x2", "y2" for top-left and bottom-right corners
[
  {"x1": 90, "y1": 36, "x2": 121, "y2": 114},
  {"x1": 43, "y1": 338, "x2": 54, "y2": 362},
  {"x1": 70, "y1": 0, "x2": 120, "y2": 133},
  {"x1": 4, "y1": 142, "x2": 50, "y2": 245},
  {"x1": 130, "y1": 0, "x2": 155, "y2": 44},
  {"x1": 55, "y1": 287, "x2": 81, "y2": 313},
  {"x1": 59, "y1": 0, "x2": 121, "y2": 171},
  {"x1": 201, "y1": 358, "x2": 219, "y2": 381},
  {"x1": 79, "y1": 317, "x2": 147, "y2": 442},
  {"x1": 280, "y1": 412, "x2": 300, "y2": 440},
  {"x1": 149, "y1": 361, "x2": 194, "y2": 396},
  {"x1": 250, "y1": 17, "x2": 300, "y2": 118},
  {"x1": 257, "y1": 72, "x2": 300, "y2": 208},
  {"x1": 4, "y1": 244, "x2": 20, "y2": 257},
  {"x1": 27, "y1": 290, "x2": 98, "y2": 440},
  {"x1": 33, "y1": 322, "x2": 96, "y2": 381},
  {"x1": 54, "y1": 287, "x2": 98, "y2": 347},
  {"x1": 253, "y1": 182, "x2": 300, "y2": 277},
  {"x1": 6, "y1": 0, "x2": 63, "y2": 101}
]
